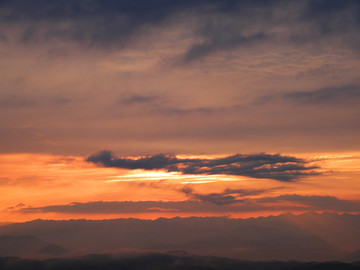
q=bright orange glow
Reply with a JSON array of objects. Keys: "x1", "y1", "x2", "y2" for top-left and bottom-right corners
[{"x1": 0, "y1": 152, "x2": 359, "y2": 223}]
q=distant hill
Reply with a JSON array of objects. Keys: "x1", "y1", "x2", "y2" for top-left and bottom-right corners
[
  {"x1": 342, "y1": 249, "x2": 360, "y2": 263},
  {"x1": 0, "y1": 212, "x2": 359, "y2": 261},
  {"x1": 0, "y1": 235, "x2": 66, "y2": 257},
  {"x1": 38, "y1": 243, "x2": 68, "y2": 256},
  {"x1": 1, "y1": 253, "x2": 360, "y2": 270}
]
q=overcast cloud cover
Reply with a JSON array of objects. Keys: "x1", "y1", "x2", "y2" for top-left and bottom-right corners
[
  {"x1": 1, "y1": 0, "x2": 360, "y2": 56},
  {"x1": 0, "y1": 0, "x2": 359, "y2": 154}
]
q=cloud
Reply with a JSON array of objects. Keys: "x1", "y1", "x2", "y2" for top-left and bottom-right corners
[
  {"x1": 1, "y1": 0, "x2": 360, "y2": 60},
  {"x1": 0, "y1": 95, "x2": 71, "y2": 109},
  {"x1": 119, "y1": 94, "x2": 158, "y2": 106},
  {"x1": 181, "y1": 187, "x2": 274, "y2": 205},
  {"x1": 179, "y1": 187, "x2": 360, "y2": 212},
  {"x1": 16, "y1": 193, "x2": 360, "y2": 214},
  {"x1": 255, "y1": 85, "x2": 360, "y2": 107},
  {"x1": 0, "y1": 95, "x2": 35, "y2": 108},
  {"x1": 17, "y1": 200, "x2": 253, "y2": 214},
  {"x1": 1, "y1": 0, "x2": 187, "y2": 46},
  {"x1": 87, "y1": 152, "x2": 180, "y2": 170},
  {"x1": 4, "y1": 203, "x2": 26, "y2": 211},
  {"x1": 87, "y1": 151, "x2": 319, "y2": 181},
  {"x1": 283, "y1": 85, "x2": 360, "y2": 105},
  {"x1": 8, "y1": 200, "x2": 264, "y2": 214},
  {"x1": 257, "y1": 194, "x2": 360, "y2": 212},
  {"x1": 19, "y1": 201, "x2": 183, "y2": 214},
  {"x1": 116, "y1": 93, "x2": 228, "y2": 116},
  {"x1": 177, "y1": 0, "x2": 360, "y2": 62},
  {"x1": 181, "y1": 32, "x2": 268, "y2": 63},
  {"x1": 181, "y1": 187, "x2": 242, "y2": 205},
  {"x1": 1, "y1": 0, "x2": 216, "y2": 48}
]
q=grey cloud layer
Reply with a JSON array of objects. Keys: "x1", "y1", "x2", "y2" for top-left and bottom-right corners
[
  {"x1": 180, "y1": 187, "x2": 273, "y2": 205},
  {"x1": 256, "y1": 84, "x2": 360, "y2": 107},
  {"x1": 258, "y1": 194, "x2": 360, "y2": 211},
  {"x1": 1, "y1": 0, "x2": 359, "y2": 61},
  {"x1": 181, "y1": 189, "x2": 360, "y2": 211},
  {"x1": 284, "y1": 85, "x2": 360, "y2": 105},
  {"x1": 87, "y1": 151, "x2": 319, "y2": 181},
  {"x1": 17, "y1": 194, "x2": 360, "y2": 214},
  {"x1": 122, "y1": 84, "x2": 360, "y2": 116}
]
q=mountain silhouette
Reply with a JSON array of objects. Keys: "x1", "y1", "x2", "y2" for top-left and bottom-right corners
[
  {"x1": 0, "y1": 235, "x2": 66, "y2": 257},
  {"x1": 0, "y1": 213, "x2": 359, "y2": 261}
]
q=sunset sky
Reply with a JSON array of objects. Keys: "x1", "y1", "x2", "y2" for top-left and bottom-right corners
[{"x1": 1, "y1": 0, "x2": 360, "y2": 223}]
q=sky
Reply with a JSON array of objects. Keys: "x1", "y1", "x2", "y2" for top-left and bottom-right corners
[{"x1": 0, "y1": 0, "x2": 360, "y2": 223}]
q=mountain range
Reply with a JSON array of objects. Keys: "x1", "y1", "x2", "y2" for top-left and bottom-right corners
[{"x1": 0, "y1": 212, "x2": 359, "y2": 261}]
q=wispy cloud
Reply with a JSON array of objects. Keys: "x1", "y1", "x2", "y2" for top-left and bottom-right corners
[
  {"x1": 119, "y1": 94, "x2": 159, "y2": 106},
  {"x1": 257, "y1": 194, "x2": 360, "y2": 212},
  {"x1": 181, "y1": 32, "x2": 269, "y2": 63},
  {"x1": 255, "y1": 84, "x2": 360, "y2": 107},
  {"x1": 283, "y1": 85, "x2": 360, "y2": 105}
]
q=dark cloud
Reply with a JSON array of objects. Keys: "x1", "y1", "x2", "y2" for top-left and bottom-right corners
[
  {"x1": 4, "y1": 203, "x2": 26, "y2": 211},
  {"x1": 223, "y1": 188, "x2": 276, "y2": 197},
  {"x1": 87, "y1": 151, "x2": 319, "y2": 181},
  {"x1": 0, "y1": 95, "x2": 35, "y2": 108},
  {"x1": 289, "y1": 0, "x2": 360, "y2": 48},
  {"x1": 179, "y1": 187, "x2": 360, "y2": 212},
  {"x1": 284, "y1": 85, "x2": 360, "y2": 105},
  {"x1": 116, "y1": 93, "x2": 231, "y2": 115},
  {"x1": 177, "y1": 0, "x2": 360, "y2": 62},
  {"x1": 149, "y1": 103, "x2": 242, "y2": 116},
  {"x1": 154, "y1": 106, "x2": 218, "y2": 116},
  {"x1": 156, "y1": 104, "x2": 246, "y2": 117},
  {"x1": 87, "y1": 151, "x2": 180, "y2": 170},
  {"x1": 181, "y1": 187, "x2": 242, "y2": 205},
  {"x1": 16, "y1": 194, "x2": 360, "y2": 214},
  {"x1": 257, "y1": 194, "x2": 360, "y2": 212},
  {"x1": 182, "y1": 32, "x2": 268, "y2": 63},
  {"x1": 181, "y1": 187, "x2": 274, "y2": 205},
  {"x1": 0, "y1": 95, "x2": 71, "y2": 109},
  {"x1": 120, "y1": 94, "x2": 158, "y2": 106},
  {"x1": 1, "y1": 0, "x2": 359, "y2": 60},
  {"x1": 9, "y1": 200, "x2": 253, "y2": 214},
  {"x1": 17, "y1": 200, "x2": 249, "y2": 214},
  {"x1": 301, "y1": 0, "x2": 360, "y2": 33},
  {"x1": 0, "y1": 0, "x2": 206, "y2": 47},
  {"x1": 254, "y1": 85, "x2": 360, "y2": 107},
  {"x1": 19, "y1": 201, "x2": 183, "y2": 214}
]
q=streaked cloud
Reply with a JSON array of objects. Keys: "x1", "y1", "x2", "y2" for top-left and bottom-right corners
[
  {"x1": 119, "y1": 94, "x2": 159, "y2": 106},
  {"x1": 0, "y1": 95, "x2": 71, "y2": 109},
  {"x1": 284, "y1": 85, "x2": 360, "y2": 105},
  {"x1": 257, "y1": 194, "x2": 360, "y2": 212},
  {"x1": 255, "y1": 84, "x2": 360, "y2": 109},
  {"x1": 181, "y1": 187, "x2": 242, "y2": 205},
  {"x1": 181, "y1": 186, "x2": 274, "y2": 205},
  {"x1": 15, "y1": 194, "x2": 360, "y2": 214}
]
